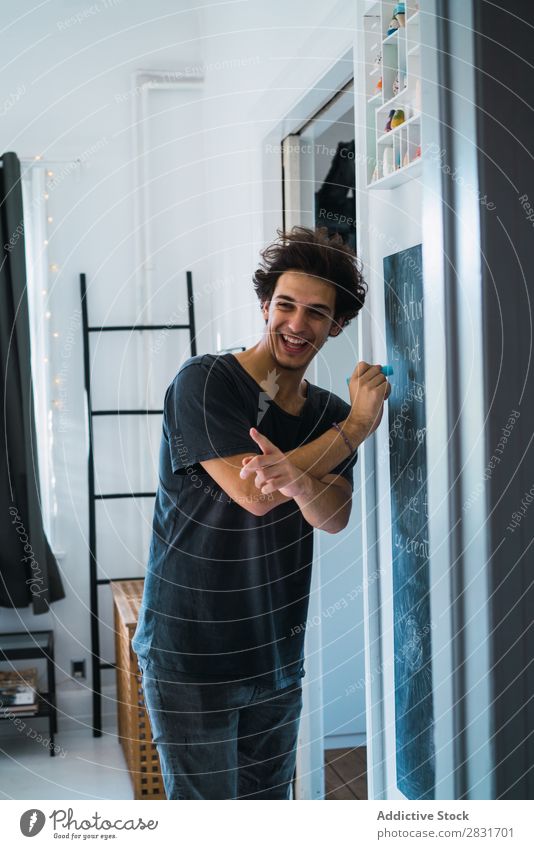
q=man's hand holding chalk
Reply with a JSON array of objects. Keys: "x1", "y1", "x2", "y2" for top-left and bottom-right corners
[
  {"x1": 345, "y1": 363, "x2": 393, "y2": 440},
  {"x1": 346, "y1": 365, "x2": 393, "y2": 384}
]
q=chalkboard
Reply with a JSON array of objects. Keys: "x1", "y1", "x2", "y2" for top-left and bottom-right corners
[{"x1": 384, "y1": 244, "x2": 435, "y2": 800}]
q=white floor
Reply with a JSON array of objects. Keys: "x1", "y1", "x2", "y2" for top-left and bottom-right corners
[{"x1": 0, "y1": 718, "x2": 134, "y2": 800}]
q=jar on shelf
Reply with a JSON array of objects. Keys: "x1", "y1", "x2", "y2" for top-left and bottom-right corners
[
  {"x1": 391, "y1": 108, "x2": 405, "y2": 128},
  {"x1": 394, "y1": 2, "x2": 406, "y2": 26}
]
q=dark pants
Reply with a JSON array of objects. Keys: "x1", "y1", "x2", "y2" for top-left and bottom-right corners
[{"x1": 137, "y1": 656, "x2": 303, "y2": 800}]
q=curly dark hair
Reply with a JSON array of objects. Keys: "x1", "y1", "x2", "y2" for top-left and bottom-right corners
[{"x1": 253, "y1": 226, "x2": 367, "y2": 329}]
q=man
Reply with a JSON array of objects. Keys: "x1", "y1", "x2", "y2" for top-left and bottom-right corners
[{"x1": 132, "y1": 226, "x2": 391, "y2": 799}]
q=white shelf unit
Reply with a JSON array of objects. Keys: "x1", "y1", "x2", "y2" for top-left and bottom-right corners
[{"x1": 363, "y1": 1, "x2": 422, "y2": 188}]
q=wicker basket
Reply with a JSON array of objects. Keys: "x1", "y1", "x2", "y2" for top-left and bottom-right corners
[{"x1": 111, "y1": 580, "x2": 166, "y2": 800}]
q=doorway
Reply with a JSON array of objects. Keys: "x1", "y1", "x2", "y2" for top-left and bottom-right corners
[{"x1": 281, "y1": 79, "x2": 368, "y2": 800}]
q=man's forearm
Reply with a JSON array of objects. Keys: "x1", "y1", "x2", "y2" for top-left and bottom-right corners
[
  {"x1": 287, "y1": 417, "x2": 364, "y2": 478},
  {"x1": 256, "y1": 417, "x2": 364, "y2": 513},
  {"x1": 293, "y1": 472, "x2": 352, "y2": 533}
]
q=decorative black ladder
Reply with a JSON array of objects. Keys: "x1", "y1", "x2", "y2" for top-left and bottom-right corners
[{"x1": 79, "y1": 271, "x2": 197, "y2": 736}]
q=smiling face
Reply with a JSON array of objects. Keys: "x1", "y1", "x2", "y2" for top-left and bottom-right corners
[{"x1": 261, "y1": 270, "x2": 343, "y2": 370}]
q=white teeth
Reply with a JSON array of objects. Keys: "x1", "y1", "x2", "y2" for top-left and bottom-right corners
[{"x1": 282, "y1": 334, "x2": 306, "y2": 345}]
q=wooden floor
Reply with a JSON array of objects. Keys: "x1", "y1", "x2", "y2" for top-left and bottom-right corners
[{"x1": 324, "y1": 746, "x2": 367, "y2": 799}]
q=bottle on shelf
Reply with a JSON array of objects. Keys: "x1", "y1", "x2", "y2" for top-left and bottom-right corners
[
  {"x1": 414, "y1": 78, "x2": 422, "y2": 112},
  {"x1": 383, "y1": 147, "x2": 394, "y2": 176},
  {"x1": 385, "y1": 109, "x2": 396, "y2": 132},
  {"x1": 386, "y1": 15, "x2": 400, "y2": 36}
]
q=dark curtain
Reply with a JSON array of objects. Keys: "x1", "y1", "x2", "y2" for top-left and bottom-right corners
[
  {"x1": 0, "y1": 151, "x2": 65, "y2": 613},
  {"x1": 474, "y1": 0, "x2": 534, "y2": 799}
]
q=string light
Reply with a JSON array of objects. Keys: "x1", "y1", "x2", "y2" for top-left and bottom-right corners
[
  {"x1": 32, "y1": 156, "x2": 66, "y2": 429},
  {"x1": 28, "y1": 151, "x2": 64, "y2": 533},
  {"x1": 39, "y1": 160, "x2": 55, "y2": 423}
]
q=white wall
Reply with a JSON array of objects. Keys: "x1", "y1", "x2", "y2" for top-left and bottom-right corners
[
  {"x1": 1, "y1": 0, "x2": 366, "y2": 748},
  {"x1": 198, "y1": 0, "x2": 357, "y2": 349},
  {"x1": 0, "y1": 0, "x2": 209, "y2": 727}
]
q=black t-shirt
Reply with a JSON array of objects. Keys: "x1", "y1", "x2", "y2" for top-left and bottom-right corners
[{"x1": 132, "y1": 352, "x2": 358, "y2": 687}]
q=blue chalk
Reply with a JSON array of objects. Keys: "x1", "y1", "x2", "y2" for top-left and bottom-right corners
[{"x1": 346, "y1": 365, "x2": 393, "y2": 385}]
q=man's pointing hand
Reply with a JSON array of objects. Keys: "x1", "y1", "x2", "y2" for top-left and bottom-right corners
[{"x1": 239, "y1": 427, "x2": 308, "y2": 498}]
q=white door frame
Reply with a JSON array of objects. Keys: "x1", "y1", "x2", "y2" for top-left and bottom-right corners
[{"x1": 353, "y1": 0, "x2": 493, "y2": 799}]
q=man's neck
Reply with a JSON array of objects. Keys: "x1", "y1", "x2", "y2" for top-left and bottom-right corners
[{"x1": 233, "y1": 341, "x2": 308, "y2": 403}]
